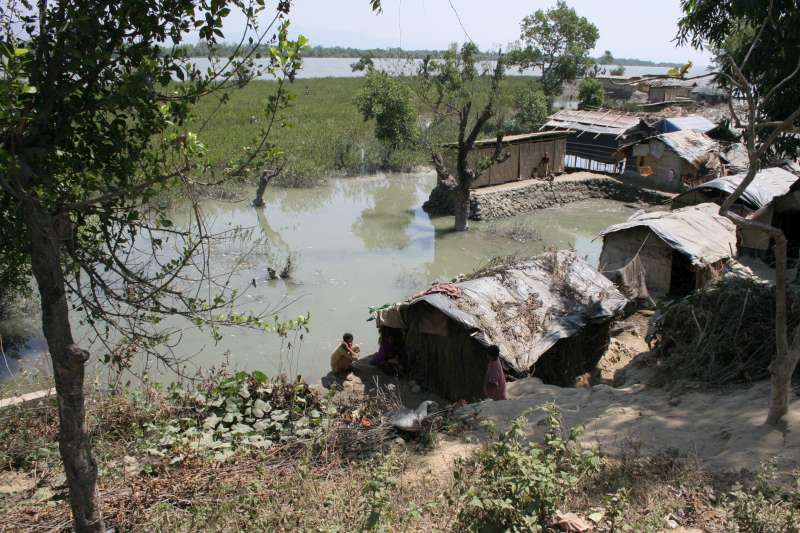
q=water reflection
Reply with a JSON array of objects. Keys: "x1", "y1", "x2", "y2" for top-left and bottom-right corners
[
  {"x1": 1, "y1": 171, "x2": 637, "y2": 385},
  {"x1": 351, "y1": 176, "x2": 419, "y2": 250}
]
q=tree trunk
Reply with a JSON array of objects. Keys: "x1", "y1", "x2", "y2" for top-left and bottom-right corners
[
  {"x1": 453, "y1": 188, "x2": 470, "y2": 231},
  {"x1": 25, "y1": 208, "x2": 104, "y2": 532},
  {"x1": 766, "y1": 233, "x2": 798, "y2": 425},
  {"x1": 767, "y1": 331, "x2": 800, "y2": 425},
  {"x1": 253, "y1": 173, "x2": 269, "y2": 207}
]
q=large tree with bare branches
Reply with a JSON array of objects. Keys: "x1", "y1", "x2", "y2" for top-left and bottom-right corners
[
  {"x1": 418, "y1": 43, "x2": 508, "y2": 231},
  {"x1": 679, "y1": 0, "x2": 800, "y2": 425}
]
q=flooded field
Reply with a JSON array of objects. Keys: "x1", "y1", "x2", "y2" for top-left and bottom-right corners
[{"x1": 1, "y1": 171, "x2": 636, "y2": 385}]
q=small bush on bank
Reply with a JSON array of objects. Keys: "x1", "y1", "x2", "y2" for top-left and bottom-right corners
[
  {"x1": 452, "y1": 404, "x2": 601, "y2": 531},
  {"x1": 726, "y1": 461, "x2": 800, "y2": 533}
]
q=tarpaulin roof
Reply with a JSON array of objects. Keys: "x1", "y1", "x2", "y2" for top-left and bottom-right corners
[
  {"x1": 391, "y1": 251, "x2": 628, "y2": 374},
  {"x1": 657, "y1": 130, "x2": 719, "y2": 165},
  {"x1": 599, "y1": 203, "x2": 737, "y2": 267},
  {"x1": 672, "y1": 167, "x2": 799, "y2": 211},
  {"x1": 653, "y1": 116, "x2": 716, "y2": 134}
]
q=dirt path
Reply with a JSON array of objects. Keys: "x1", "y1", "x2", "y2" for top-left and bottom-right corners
[{"x1": 458, "y1": 379, "x2": 800, "y2": 476}]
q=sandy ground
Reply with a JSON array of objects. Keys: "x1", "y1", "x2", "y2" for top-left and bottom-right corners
[
  {"x1": 458, "y1": 380, "x2": 800, "y2": 476},
  {"x1": 321, "y1": 310, "x2": 800, "y2": 480}
]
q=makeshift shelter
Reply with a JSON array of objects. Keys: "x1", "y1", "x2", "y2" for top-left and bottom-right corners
[
  {"x1": 647, "y1": 79, "x2": 696, "y2": 103},
  {"x1": 652, "y1": 115, "x2": 716, "y2": 135},
  {"x1": 542, "y1": 109, "x2": 651, "y2": 173},
  {"x1": 441, "y1": 131, "x2": 569, "y2": 188},
  {"x1": 738, "y1": 176, "x2": 800, "y2": 259},
  {"x1": 691, "y1": 85, "x2": 727, "y2": 105},
  {"x1": 374, "y1": 251, "x2": 628, "y2": 400},
  {"x1": 671, "y1": 167, "x2": 799, "y2": 214},
  {"x1": 598, "y1": 203, "x2": 738, "y2": 299},
  {"x1": 618, "y1": 130, "x2": 722, "y2": 191}
]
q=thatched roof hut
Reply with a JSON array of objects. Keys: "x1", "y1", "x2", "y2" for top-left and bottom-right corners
[{"x1": 374, "y1": 251, "x2": 628, "y2": 400}]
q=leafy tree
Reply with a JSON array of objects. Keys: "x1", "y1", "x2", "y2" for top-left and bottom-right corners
[
  {"x1": 351, "y1": 52, "x2": 376, "y2": 72},
  {"x1": 355, "y1": 68, "x2": 418, "y2": 163},
  {"x1": 610, "y1": 65, "x2": 626, "y2": 76},
  {"x1": 0, "y1": 0, "x2": 317, "y2": 529},
  {"x1": 666, "y1": 60, "x2": 694, "y2": 78},
  {"x1": 418, "y1": 43, "x2": 508, "y2": 231},
  {"x1": 599, "y1": 50, "x2": 614, "y2": 65},
  {"x1": 679, "y1": 0, "x2": 800, "y2": 157},
  {"x1": 679, "y1": 0, "x2": 800, "y2": 425},
  {"x1": 512, "y1": 82, "x2": 550, "y2": 132},
  {"x1": 507, "y1": 1, "x2": 599, "y2": 97},
  {"x1": 578, "y1": 78, "x2": 605, "y2": 109}
]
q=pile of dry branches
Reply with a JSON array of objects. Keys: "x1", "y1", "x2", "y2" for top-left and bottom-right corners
[{"x1": 650, "y1": 276, "x2": 800, "y2": 386}]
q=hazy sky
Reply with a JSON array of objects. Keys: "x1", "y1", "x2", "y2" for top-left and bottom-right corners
[{"x1": 237, "y1": 0, "x2": 712, "y2": 66}]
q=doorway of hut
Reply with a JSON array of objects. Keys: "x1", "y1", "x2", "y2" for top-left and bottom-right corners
[
  {"x1": 669, "y1": 251, "x2": 695, "y2": 296},
  {"x1": 530, "y1": 323, "x2": 610, "y2": 387}
]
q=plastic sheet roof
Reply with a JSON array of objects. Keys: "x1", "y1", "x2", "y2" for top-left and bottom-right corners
[
  {"x1": 654, "y1": 116, "x2": 716, "y2": 134},
  {"x1": 399, "y1": 251, "x2": 628, "y2": 374},
  {"x1": 673, "y1": 167, "x2": 799, "y2": 210},
  {"x1": 599, "y1": 203, "x2": 737, "y2": 267}
]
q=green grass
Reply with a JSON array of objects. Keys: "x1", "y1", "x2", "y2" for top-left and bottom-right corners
[
  {"x1": 189, "y1": 78, "x2": 420, "y2": 186},
  {"x1": 188, "y1": 76, "x2": 544, "y2": 187}
]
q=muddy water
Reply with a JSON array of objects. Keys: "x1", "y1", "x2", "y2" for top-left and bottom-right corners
[{"x1": 0, "y1": 172, "x2": 635, "y2": 384}]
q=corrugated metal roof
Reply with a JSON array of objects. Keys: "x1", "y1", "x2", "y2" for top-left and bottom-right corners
[
  {"x1": 657, "y1": 130, "x2": 719, "y2": 165},
  {"x1": 599, "y1": 203, "x2": 737, "y2": 267},
  {"x1": 543, "y1": 109, "x2": 642, "y2": 136},
  {"x1": 649, "y1": 78, "x2": 698, "y2": 88},
  {"x1": 673, "y1": 167, "x2": 799, "y2": 210},
  {"x1": 721, "y1": 143, "x2": 749, "y2": 172},
  {"x1": 443, "y1": 130, "x2": 571, "y2": 148},
  {"x1": 655, "y1": 116, "x2": 716, "y2": 134}
]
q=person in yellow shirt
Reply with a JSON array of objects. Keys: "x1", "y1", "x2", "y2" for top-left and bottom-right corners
[{"x1": 330, "y1": 332, "x2": 361, "y2": 374}]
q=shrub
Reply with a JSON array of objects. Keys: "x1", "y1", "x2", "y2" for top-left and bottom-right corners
[
  {"x1": 452, "y1": 404, "x2": 600, "y2": 532},
  {"x1": 511, "y1": 83, "x2": 550, "y2": 132},
  {"x1": 577, "y1": 78, "x2": 604, "y2": 109},
  {"x1": 726, "y1": 461, "x2": 800, "y2": 532}
]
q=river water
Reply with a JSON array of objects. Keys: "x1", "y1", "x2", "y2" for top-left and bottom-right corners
[
  {"x1": 191, "y1": 56, "x2": 711, "y2": 82},
  {"x1": 0, "y1": 172, "x2": 636, "y2": 385}
]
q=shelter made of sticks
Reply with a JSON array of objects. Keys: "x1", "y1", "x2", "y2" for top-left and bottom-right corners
[
  {"x1": 441, "y1": 131, "x2": 570, "y2": 189},
  {"x1": 598, "y1": 203, "x2": 738, "y2": 299},
  {"x1": 542, "y1": 109, "x2": 651, "y2": 174},
  {"x1": 373, "y1": 251, "x2": 628, "y2": 401}
]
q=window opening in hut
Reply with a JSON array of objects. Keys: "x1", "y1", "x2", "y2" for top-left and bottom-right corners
[{"x1": 668, "y1": 251, "x2": 695, "y2": 296}]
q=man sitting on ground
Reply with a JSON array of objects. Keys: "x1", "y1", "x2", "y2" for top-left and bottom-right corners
[{"x1": 330, "y1": 332, "x2": 361, "y2": 375}]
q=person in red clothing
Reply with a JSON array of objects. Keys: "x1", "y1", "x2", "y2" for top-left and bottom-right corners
[{"x1": 484, "y1": 345, "x2": 507, "y2": 401}]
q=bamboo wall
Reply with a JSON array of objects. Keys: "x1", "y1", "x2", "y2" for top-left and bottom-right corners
[{"x1": 471, "y1": 137, "x2": 567, "y2": 188}]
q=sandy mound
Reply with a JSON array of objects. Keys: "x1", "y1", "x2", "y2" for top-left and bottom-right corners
[{"x1": 459, "y1": 379, "x2": 800, "y2": 476}]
